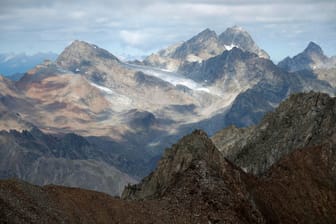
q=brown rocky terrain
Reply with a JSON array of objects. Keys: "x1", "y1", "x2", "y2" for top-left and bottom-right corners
[
  {"x1": 253, "y1": 144, "x2": 336, "y2": 223},
  {"x1": 1, "y1": 126, "x2": 336, "y2": 223}
]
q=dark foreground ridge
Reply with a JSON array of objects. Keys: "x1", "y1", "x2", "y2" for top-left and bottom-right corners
[{"x1": 1, "y1": 92, "x2": 336, "y2": 223}]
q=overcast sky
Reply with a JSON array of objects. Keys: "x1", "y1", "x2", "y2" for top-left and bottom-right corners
[{"x1": 0, "y1": 0, "x2": 335, "y2": 62}]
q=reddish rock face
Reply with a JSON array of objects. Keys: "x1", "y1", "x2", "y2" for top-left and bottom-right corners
[{"x1": 253, "y1": 145, "x2": 336, "y2": 224}]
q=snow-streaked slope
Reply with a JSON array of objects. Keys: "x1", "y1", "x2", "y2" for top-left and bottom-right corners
[
  {"x1": 124, "y1": 63, "x2": 211, "y2": 93},
  {"x1": 88, "y1": 81, "x2": 133, "y2": 111}
]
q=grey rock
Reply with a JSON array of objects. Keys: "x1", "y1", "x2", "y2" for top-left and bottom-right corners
[
  {"x1": 212, "y1": 92, "x2": 336, "y2": 175},
  {"x1": 278, "y1": 41, "x2": 328, "y2": 72},
  {"x1": 122, "y1": 130, "x2": 230, "y2": 199},
  {"x1": 143, "y1": 26, "x2": 269, "y2": 71},
  {"x1": 218, "y1": 25, "x2": 269, "y2": 59},
  {"x1": 0, "y1": 128, "x2": 136, "y2": 196}
]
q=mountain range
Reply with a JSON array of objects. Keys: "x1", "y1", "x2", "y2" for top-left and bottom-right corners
[
  {"x1": 0, "y1": 52, "x2": 58, "y2": 80},
  {"x1": 1, "y1": 92, "x2": 336, "y2": 223},
  {"x1": 278, "y1": 41, "x2": 336, "y2": 87},
  {"x1": 0, "y1": 26, "x2": 335, "y2": 197},
  {"x1": 143, "y1": 26, "x2": 269, "y2": 72}
]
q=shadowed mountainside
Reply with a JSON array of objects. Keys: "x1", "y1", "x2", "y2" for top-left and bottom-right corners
[{"x1": 1, "y1": 130, "x2": 336, "y2": 223}]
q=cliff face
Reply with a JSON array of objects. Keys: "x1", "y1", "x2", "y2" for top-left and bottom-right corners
[{"x1": 213, "y1": 92, "x2": 336, "y2": 175}]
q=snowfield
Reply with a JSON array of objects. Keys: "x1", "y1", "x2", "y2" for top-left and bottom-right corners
[{"x1": 124, "y1": 63, "x2": 211, "y2": 93}]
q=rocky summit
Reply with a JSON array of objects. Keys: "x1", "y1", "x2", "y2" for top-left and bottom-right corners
[
  {"x1": 278, "y1": 41, "x2": 336, "y2": 87},
  {"x1": 143, "y1": 26, "x2": 269, "y2": 72},
  {"x1": 1, "y1": 92, "x2": 336, "y2": 223},
  {"x1": 213, "y1": 91, "x2": 336, "y2": 175},
  {"x1": 278, "y1": 41, "x2": 328, "y2": 72}
]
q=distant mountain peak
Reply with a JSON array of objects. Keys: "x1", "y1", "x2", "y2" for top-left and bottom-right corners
[
  {"x1": 196, "y1": 28, "x2": 217, "y2": 37},
  {"x1": 226, "y1": 25, "x2": 247, "y2": 33},
  {"x1": 304, "y1": 41, "x2": 324, "y2": 56},
  {"x1": 218, "y1": 26, "x2": 270, "y2": 59},
  {"x1": 278, "y1": 41, "x2": 328, "y2": 72},
  {"x1": 56, "y1": 40, "x2": 119, "y2": 72},
  {"x1": 187, "y1": 28, "x2": 218, "y2": 44},
  {"x1": 143, "y1": 26, "x2": 270, "y2": 71},
  {"x1": 59, "y1": 40, "x2": 118, "y2": 60}
]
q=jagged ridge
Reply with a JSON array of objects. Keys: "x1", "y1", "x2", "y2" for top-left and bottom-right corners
[{"x1": 213, "y1": 91, "x2": 336, "y2": 174}]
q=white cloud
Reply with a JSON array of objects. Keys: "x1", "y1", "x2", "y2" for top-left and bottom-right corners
[
  {"x1": 119, "y1": 30, "x2": 150, "y2": 46},
  {"x1": 70, "y1": 11, "x2": 86, "y2": 19},
  {"x1": 0, "y1": 0, "x2": 335, "y2": 61}
]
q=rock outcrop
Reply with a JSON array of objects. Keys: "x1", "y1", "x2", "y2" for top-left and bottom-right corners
[{"x1": 213, "y1": 91, "x2": 336, "y2": 175}]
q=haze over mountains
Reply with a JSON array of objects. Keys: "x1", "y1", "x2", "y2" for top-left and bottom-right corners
[
  {"x1": 0, "y1": 52, "x2": 58, "y2": 80},
  {"x1": 0, "y1": 26, "x2": 335, "y2": 198},
  {"x1": 278, "y1": 41, "x2": 336, "y2": 87}
]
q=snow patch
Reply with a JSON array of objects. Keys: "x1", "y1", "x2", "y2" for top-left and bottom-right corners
[
  {"x1": 224, "y1": 44, "x2": 238, "y2": 51},
  {"x1": 125, "y1": 63, "x2": 211, "y2": 94},
  {"x1": 89, "y1": 82, "x2": 114, "y2": 94},
  {"x1": 88, "y1": 81, "x2": 133, "y2": 110}
]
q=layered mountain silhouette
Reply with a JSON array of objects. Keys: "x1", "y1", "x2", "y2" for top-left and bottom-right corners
[
  {"x1": 278, "y1": 41, "x2": 328, "y2": 72},
  {"x1": 1, "y1": 92, "x2": 336, "y2": 223},
  {"x1": 278, "y1": 41, "x2": 336, "y2": 87},
  {"x1": 0, "y1": 125, "x2": 136, "y2": 196},
  {"x1": 0, "y1": 26, "x2": 335, "y2": 197},
  {"x1": 143, "y1": 26, "x2": 269, "y2": 72},
  {"x1": 0, "y1": 52, "x2": 57, "y2": 79}
]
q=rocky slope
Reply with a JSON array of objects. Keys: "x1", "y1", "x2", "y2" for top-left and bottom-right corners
[
  {"x1": 213, "y1": 92, "x2": 336, "y2": 175},
  {"x1": 218, "y1": 25, "x2": 269, "y2": 59},
  {"x1": 176, "y1": 47, "x2": 335, "y2": 129},
  {"x1": 253, "y1": 144, "x2": 336, "y2": 223},
  {"x1": 278, "y1": 42, "x2": 328, "y2": 72},
  {"x1": 16, "y1": 61, "x2": 114, "y2": 136},
  {"x1": 1, "y1": 99, "x2": 336, "y2": 223},
  {"x1": 143, "y1": 26, "x2": 269, "y2": 72},
  {"x1": 278, "y1": 42, "x2": 336, "y2": 87},
  {"x1": 0, "y1": 127, "x2": 136, "y2": 196},
  {"x1": 222, "y1": 68, "x2": 335, "y2": 128}
]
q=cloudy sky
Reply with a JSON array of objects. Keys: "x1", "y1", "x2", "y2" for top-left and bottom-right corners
[{"x1": 0, "y1": 0, "x2": 335, "y2": 62}]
